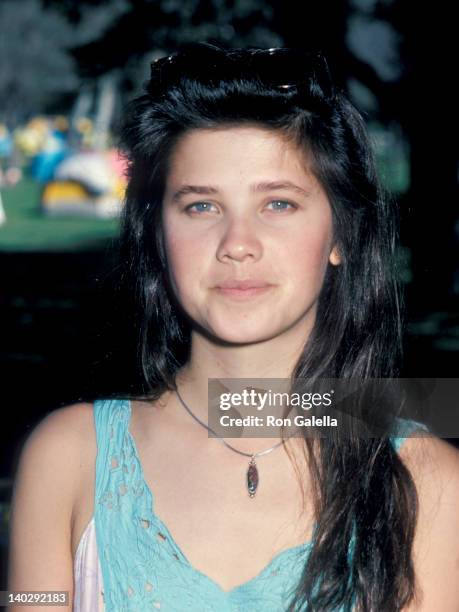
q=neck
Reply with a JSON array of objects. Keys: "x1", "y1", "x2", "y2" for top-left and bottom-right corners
[{"x1": 175, "y1": 321, "x2": 312, "y2": 424}]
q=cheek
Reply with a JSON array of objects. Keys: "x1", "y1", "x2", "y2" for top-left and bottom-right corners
[
  {"x1": 163, "y1": 226, "x2": 210, "y2": 294},
  {"x1": 284, "y1": 224, "x2": 333, "y2": 284}
]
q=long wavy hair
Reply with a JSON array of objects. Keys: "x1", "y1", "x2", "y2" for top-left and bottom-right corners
[{"x1": 116, "y1": 42, "x2": 418, "y2": 611}]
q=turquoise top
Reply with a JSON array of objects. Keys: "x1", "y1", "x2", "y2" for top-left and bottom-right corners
[{"x1": 93, "y1": 398, "x2": 429, "y2": 611}]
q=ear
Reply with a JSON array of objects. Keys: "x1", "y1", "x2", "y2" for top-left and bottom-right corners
[{"x1": 329, "y1": 244, "x2": 341, "y2": 266}]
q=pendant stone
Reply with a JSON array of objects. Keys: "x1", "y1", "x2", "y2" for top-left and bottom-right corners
[{"x1": 247, "y1": 457, "x2": 259, "y2": 498}]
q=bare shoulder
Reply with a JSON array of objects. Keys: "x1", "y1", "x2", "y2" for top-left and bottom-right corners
[
  {"x1": 15, "y1": 401, "x2": 95, "y2": 485},
  {"x1": 398, "y1": 433, "x2": 459, "y2": 610},
  {"x1": 8, "y1": 402, "x2": 96, "y2": 607},
  {"x1": 23, "y1": 402, "x2": 98, "y2": 520}
]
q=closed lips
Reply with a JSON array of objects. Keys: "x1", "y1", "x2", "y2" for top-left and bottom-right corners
[{"x1": 217, "y1": 280, "x2": 271, "y2": 289}]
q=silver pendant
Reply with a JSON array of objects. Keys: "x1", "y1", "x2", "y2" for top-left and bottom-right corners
[{"x1": 247, "y1": 456, "x2": 259, "y2": 498}]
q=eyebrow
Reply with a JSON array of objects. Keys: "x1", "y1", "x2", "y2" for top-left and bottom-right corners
[{"x1": 170, "y1": 180, "x2": 311, "y2": 202}]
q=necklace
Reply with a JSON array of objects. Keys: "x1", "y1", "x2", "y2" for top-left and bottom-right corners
[{"x1": 175, "y1": 387, "x2": 287, "y2": 498}]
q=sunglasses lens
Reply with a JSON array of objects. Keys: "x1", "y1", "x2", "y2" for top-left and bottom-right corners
[{"x1": 246, "y1": 48, "x2": 333, "y2": 94}]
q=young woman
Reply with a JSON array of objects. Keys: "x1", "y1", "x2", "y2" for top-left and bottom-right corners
[{"x1": 8, "y1": 42, "x2": 459, "y2": 611}]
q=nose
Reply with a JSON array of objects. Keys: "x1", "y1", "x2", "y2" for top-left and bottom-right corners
[{"x1": 216, "y1": 215, "x2": 263, "y2": 264}]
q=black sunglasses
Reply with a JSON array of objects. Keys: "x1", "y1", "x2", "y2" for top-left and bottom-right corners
[{"x1": 150, "y1": 42, "x2": 334, "y2": 99}]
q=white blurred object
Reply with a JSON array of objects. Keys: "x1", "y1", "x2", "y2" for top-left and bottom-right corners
[
  {"x1": 0, "y1": 192, "x2": 6, "y2": 225},
  {"x1": 54, "y1": 152, "x2": 112, "y2": 193}
]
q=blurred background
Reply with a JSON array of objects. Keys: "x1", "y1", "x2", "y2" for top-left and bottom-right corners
[{"x1": 0, "y1": 0, "x2": 457, "y2": 585}]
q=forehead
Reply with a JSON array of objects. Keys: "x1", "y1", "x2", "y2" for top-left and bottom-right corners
[{"x1": 166, "y1": 126, "x2": 313, "y2": 182}]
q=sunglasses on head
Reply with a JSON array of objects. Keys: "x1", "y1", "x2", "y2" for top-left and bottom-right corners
[{"x1": 150, "y1": 42, "x2": 335, "y2": 99}]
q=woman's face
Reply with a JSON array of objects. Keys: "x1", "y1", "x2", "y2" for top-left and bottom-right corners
[{"x1": 161, "y1": 126, "x2": 340, "y2": 345}]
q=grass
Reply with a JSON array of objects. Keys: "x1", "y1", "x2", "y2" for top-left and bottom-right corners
[{"x1": 0, "y1": 174, "x2": 120, "y2": 252}]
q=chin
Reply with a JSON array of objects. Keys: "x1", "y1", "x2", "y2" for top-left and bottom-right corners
[{"x1": 203, "y1": 319, "x2": 284, "y2": 346}]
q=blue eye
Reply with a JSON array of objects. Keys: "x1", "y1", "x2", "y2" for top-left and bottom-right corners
[
  {"x1": 185, "y1": 202, "x2": 216, "y2": 214},
  {"x1": 267, "y1": 200, "x2": 296, "y2": 211}
]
